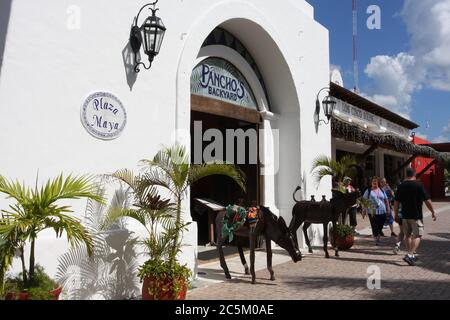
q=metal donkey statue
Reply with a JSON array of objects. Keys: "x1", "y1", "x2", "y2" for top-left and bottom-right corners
[
  {"x1": 289, "y1": 186, "x2": 360, "y2": 258},
  {"x1": 215, "y1": 206, "x2": 302, "y2": 284}
]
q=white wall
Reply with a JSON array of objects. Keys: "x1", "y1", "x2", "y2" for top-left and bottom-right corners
[{"x1": 0, "y1": 0, "x2": 330, "y2": 296}]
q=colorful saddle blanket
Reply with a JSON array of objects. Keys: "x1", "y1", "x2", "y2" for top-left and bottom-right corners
[{"x1": 222, "y1": 205, "x2": 259, "y2": 242}]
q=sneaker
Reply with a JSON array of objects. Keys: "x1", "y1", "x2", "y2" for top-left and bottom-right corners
[
  {"x1": 393, "y1": 245, "x2": 400, "y2": 255},
  {"x1": 412, "y1": 255, "x2": 419, "y2": 262},
  {"x1": 403, "y1": 255, "x2": 416, "y2": 266},
  {"x1": 391, "y1": 232, "x2": 397, "y2": 237}
]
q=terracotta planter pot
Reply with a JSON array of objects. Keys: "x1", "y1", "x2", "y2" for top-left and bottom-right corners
[
  {"x1": 49, "y1": 287, "x2": 63, "y2": 300},
  {"x1": 4, "y1": 292, "x2": 16, "y2": 300},
  {"x1": 335, "y1": 234, "x2": 354, "y2": 250},
  {"x1": 18, "y1": 291, "x2": 29, "y2": 300},
  {"x1": 142, "y1": 276, "x2": 187, "y2": 300}
]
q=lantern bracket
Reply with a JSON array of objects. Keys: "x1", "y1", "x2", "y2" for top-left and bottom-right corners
[
  {"x1": 130, "y1": 1, "x2": 161, "y2": 73},
  {"x1": 315, "y1": 86, "x2": 336, "y2": 125}
]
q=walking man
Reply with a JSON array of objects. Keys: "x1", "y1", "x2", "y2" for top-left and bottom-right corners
[{"x1": 393, "y1": 168, "x2": 437, "y2": 266}]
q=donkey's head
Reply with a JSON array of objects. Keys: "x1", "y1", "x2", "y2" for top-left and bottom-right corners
[
  {"x1": 332, "y1": 189, "x2": 361, "y2": 206},
  {"x1": 331, "y1": 189, "x2": 361, "y2": 220},
  {"x1": 260, "y1": 206, "x2": 302, "y2": 263}
]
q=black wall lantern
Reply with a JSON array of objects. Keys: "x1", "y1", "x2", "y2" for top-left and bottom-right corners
[
  {"x1": 130, "y1": 1, "x2": 166, "y2": 73},
  {"x1": 315, "y1": 87, "x2": 336, "y2": 125}
]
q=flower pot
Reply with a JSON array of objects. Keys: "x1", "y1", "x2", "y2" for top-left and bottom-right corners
[
  {"x1": 335, "y1": 234, "x2": 354, "y2": 250},
  {"x1": 49, "y1": 287, "x2": 63, "y2": 300},
  {"x1": 4, "y1": 292, "x2": 16, "y2": 300},
  {"x1": 18, "y1": 291, "x2": 29, "y2": 300},
  {"x1": 142, "y1": 276, "x2": 187, "y2": 300}
]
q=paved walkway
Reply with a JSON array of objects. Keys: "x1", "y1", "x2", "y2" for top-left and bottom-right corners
[{"x1": 188, "y1": 201, "x2": 450, "y2": 300}]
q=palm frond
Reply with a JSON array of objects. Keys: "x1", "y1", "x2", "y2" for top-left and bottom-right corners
[
  {"x1": 0, "y1": 175, "x2": 30, "y2": 205},
  {"x1": 38, "y1": 174, "x2": 104, "y2": 206},
  {"x1": 311, "y1": 155, "x2": 358, "y2": 184},
  {"x1": 188, "y1": 163, "x2": 246, "y2": 192}
]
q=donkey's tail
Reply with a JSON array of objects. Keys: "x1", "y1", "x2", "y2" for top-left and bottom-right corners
[{"x1": 292, "y1": 186, "x2": 302, "y2": 203}]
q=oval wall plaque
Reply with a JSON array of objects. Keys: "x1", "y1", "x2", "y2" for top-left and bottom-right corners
[{"x1": 81, "y1": 92, "x2": 127, "y2": 140}]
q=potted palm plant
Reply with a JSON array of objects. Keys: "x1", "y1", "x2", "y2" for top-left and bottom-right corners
[
  {"x1": 311, "y1": 155, "x2": 359, "y2": 250},
  {"x1": 333, "y1": 224, "x2": 356, "y2": 250},
  {"x1": 311, "y1": 155, "x2": 358, "y2": 190},
  {"x1": 105, "y1": 144, "x2": 245, "y2": 300},
  {"x1": 0, "y1": 173, "x2": 103, "y2": 299}
]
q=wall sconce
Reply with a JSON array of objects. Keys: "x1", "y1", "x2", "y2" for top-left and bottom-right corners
[
  {"x1": 315, "y1": 87, "x2": 336, "y2": 125},
  {"x1": 130, "y1": 1, "x2": 166, "y2": 73}
]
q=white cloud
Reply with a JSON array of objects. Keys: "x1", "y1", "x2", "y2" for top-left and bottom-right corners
[
  {"x1": 363, "y1": 0, "x2": 450, "y2": 117},
  {"x1": 364, "y1": 53, "x2": 417, "y2": 117},
  {"x1": 433, "y1": 135, "x2": 448, "y2": 143},
  {"x1": 433, "y1": 121, "x2": 450, "y2": 142},
  {"x1": 404, "y1": 0, "x2": 450, "y2": 91}
]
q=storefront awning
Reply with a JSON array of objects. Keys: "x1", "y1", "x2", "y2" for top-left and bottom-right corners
[
  {"x1": 421, "y1": 143, "x2": 450, "y2": 153},
  {"x1": 330, "y1": 83, "x2": 419, "y2": 130},
  {"x1": 331, "y1": 118, "x2": 449, "y2": 160}
]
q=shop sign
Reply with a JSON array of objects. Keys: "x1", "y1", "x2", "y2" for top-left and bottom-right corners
[
  {"x1": 81, "y1": 92, "x2": 127, "y2": 140},
  {"x1": 191, "y1": 57, "x2": 257, "y2": 109},
  {"x1": 335, "y1": 99, "x2": 408, "y2": 137}
]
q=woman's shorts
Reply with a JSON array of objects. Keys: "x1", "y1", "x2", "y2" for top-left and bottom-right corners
[{"x1": 384, "y1": 212, "x2": 394, "y2": 226}]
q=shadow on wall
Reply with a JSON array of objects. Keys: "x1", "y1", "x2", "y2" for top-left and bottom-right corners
[
  {"x1": 0, "y1": 0, "x2": 12, "y2": 75},
  {"x1": 122, "y1": 39, "x2": 138, "y2": 91},
  {"x1": 56, "y1": 181, "x2": 140, "y2": 300}
]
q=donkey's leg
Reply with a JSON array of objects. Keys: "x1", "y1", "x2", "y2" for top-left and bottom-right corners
[
  {"x1": 216, "y1": 233, "x2": 231, "y2": 279},
  {"x1": 303, "y1": 222, "x2": 313, "y2": 253},
  {"x1": 249, "y1": 230, "x2": 257, "y2": 284},
  {"x1": 332, "y1": 220, "x2": 339, "y2": 257},
  {"x1": 265, "y1": 235, "x2": 275, "y2": 281},
  {"x1": 323, "y1": 223, "x2": 330, "y2": 258},
  {"x1": 237, "y1": 245, "x2": 250, "y2": 275},
  {"x1": 290, "y1": 217, "x2": 304, "y2": 251}
]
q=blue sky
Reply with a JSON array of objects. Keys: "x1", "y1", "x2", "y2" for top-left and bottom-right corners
[{"x1": 307, "y1": 0, "x2": 450, "y2": 142}]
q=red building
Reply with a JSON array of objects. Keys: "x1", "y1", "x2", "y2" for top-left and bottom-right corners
[{"x1": 412, "y1": 136, "x2": 446, "y2": 199}]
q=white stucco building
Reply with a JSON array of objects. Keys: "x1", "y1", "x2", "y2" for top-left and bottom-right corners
[{"x1": 0, "y1": 0, "x2": 333, "y2": 298}]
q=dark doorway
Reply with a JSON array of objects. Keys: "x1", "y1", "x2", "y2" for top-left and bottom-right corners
[{"x1": 190, "y1": 110, "x2": 260, "y2": 245}]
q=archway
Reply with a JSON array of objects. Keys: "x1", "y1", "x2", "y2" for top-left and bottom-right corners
[{"x1": 174, "y1": 4, "x2": 303, "y2": 272}]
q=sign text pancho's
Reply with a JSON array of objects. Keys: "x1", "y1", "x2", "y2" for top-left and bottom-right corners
[
  {"x1": 81, "y1": 92, "x2": 127, "y2": 140},
  {"x1": 191, "y1": 58, "x2": 257, "y2": 109}
]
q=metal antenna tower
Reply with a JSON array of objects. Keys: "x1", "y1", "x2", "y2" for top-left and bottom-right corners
[{"x1": 353, "y1": 0, "x2": 359, "y2": 92}]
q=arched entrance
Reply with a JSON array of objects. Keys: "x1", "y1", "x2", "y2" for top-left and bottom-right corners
[
  {"x1": 174, "y1": 7, "x2": 304, "y2": 271},
  {"x1": 190, "y1": 49, "x2": 263, "y2": 245},
  {"x1": 187, "y1": 23, "x2": 302, "y2": 248}
]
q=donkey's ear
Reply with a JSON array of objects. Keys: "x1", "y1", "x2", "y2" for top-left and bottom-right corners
[{"x1": 278, "y1": 216, "x2": 288, "y2": 232}]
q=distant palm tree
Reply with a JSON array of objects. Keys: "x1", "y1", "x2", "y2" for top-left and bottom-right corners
[
  {"x1": 311, "y1": 155, "x2": 358, "y2": 190},
  {"x1": 0, "y1": 174, "x2": 103, "y2": 287}
]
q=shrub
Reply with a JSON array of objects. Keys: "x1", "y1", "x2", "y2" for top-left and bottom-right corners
[
  {"x1": 335, "y1": 224, "x2": 355, "y2": 238},
  {"x1": 5, "y1": 265, "x2": 58, "y2": 300}
]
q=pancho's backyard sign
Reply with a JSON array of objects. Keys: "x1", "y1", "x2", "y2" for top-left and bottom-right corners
[
  {"x1": 81, "y1": 92, "x2": 127, "y2": 140},
  {"x1": 191, "y1": 57, "x2": 257, "y2": 109}
]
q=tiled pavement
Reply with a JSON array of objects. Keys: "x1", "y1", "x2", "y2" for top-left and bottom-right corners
[{"x1": 187, "y1": 201, "x2": 450, "y2": 300}]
